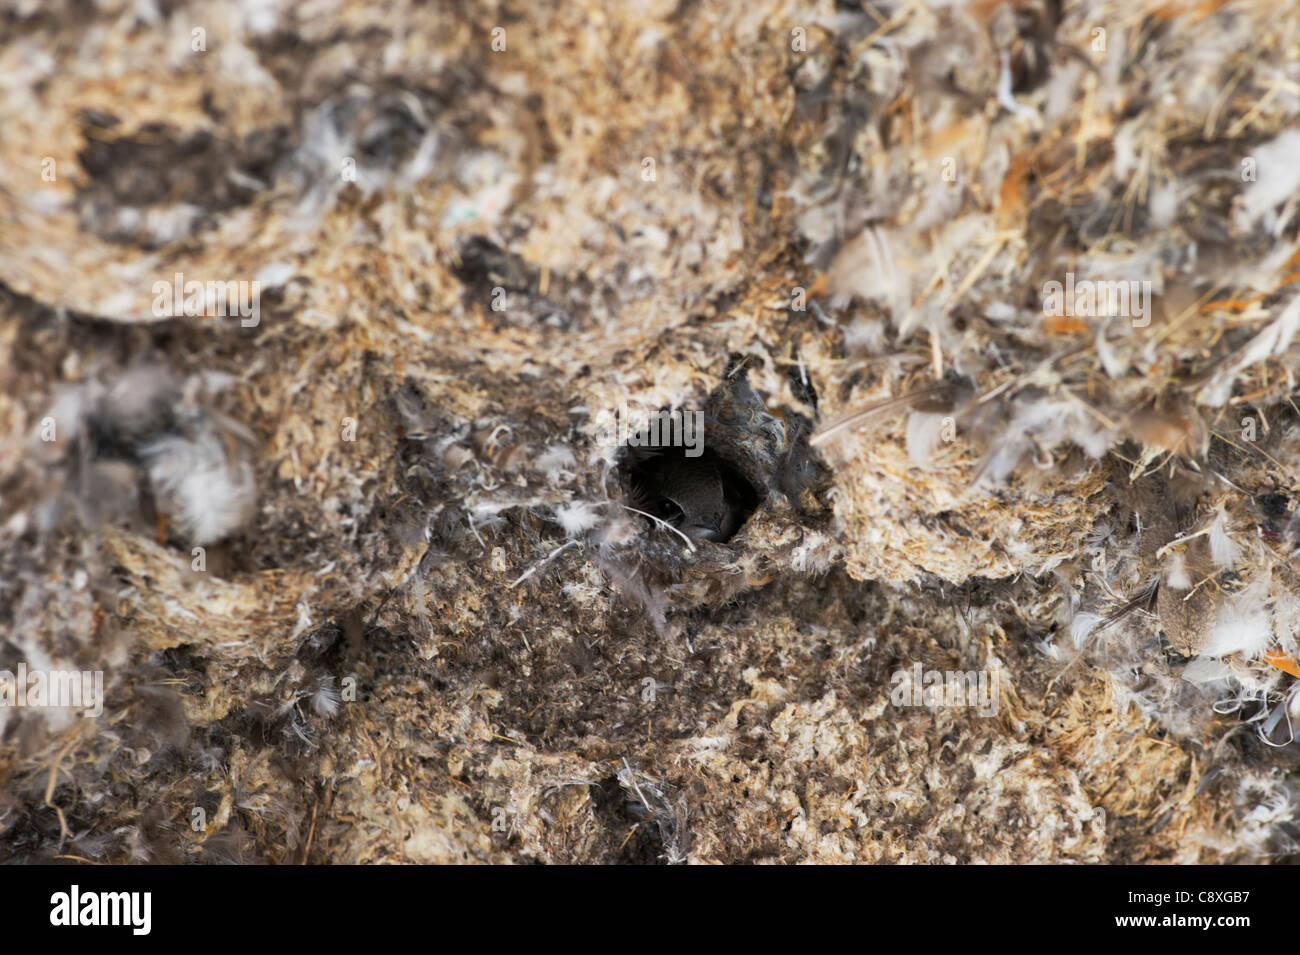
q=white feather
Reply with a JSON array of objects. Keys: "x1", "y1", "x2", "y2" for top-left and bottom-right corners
[
  {"x1": 1237, "y1": 130, "x2": 1300, "y2": 230},
  {"x1": 535, "y1": 445, "x2": 577, "y2": 480},
  {"x1": 1202, "y1": 601, "x2": 1272, "y2": 659},
  {"x1": 1209, "y1": 510, "x2": 1237, "y2": 571},
  {"x1": 555, "y1": 501, "x2": 600, "y2": 537},
  {"x1": 1182, "y1": 657, "x2": 1234, "y2": 684},
  {"x1": 1165, "y1": 551, "x2": 1192, "y2": 590},
  {"x1": 1071, "y1": 612, "x2": 1103, "y2": 649},
  {"x1": 141, "y1": 432, "x2": 256, "y2": 544},
  {"x1": 310, "y1": 679, "x2": 340, "y2": 718},
  {"x1": 905, "y1": 412, "x2": 950, "y2": 467}
]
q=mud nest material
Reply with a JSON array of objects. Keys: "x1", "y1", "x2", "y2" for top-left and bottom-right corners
[{"x1": 3, "y1": 0, "x2": 1300, "y2": 863}]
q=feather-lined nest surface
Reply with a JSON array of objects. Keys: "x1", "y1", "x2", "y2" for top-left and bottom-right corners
[{"x1": 3, "y1": 0, "x2": 1300, "y2": 863}]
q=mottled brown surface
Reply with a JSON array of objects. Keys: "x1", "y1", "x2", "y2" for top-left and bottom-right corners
[{"x1": 2, "y1": 0, "x2": 1299, "y2": 864}]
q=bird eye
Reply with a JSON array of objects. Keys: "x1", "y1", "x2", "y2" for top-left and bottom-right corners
[{"x1": 653, "y1": 497, "x2": 685, "y2": 523}]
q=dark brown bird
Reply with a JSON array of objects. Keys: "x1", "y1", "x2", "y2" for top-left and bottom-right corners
[{"x1": 631, "y1": 450, "x2": 742, "y2": 543}]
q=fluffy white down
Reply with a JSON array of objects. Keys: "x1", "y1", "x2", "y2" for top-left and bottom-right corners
[
  {"x1": 555, "y1": 501, "x2": 601, "y2": 537},
  {"x1": 141, "y1": 433, "x2": 257, "y2": 544}
]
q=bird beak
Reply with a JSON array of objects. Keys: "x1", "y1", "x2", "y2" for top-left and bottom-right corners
[{"x1": 686, "y1": 516, "x2": 724, "y2": 542}]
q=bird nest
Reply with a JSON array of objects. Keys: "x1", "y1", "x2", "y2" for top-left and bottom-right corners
[{"x1": 1, "y1": 0, "x2": 1299, "y2": 863}]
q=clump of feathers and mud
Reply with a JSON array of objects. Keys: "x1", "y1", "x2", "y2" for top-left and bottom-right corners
[{"x1": 2, "y1": 0, "x2": 1300, "y2": 863}]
